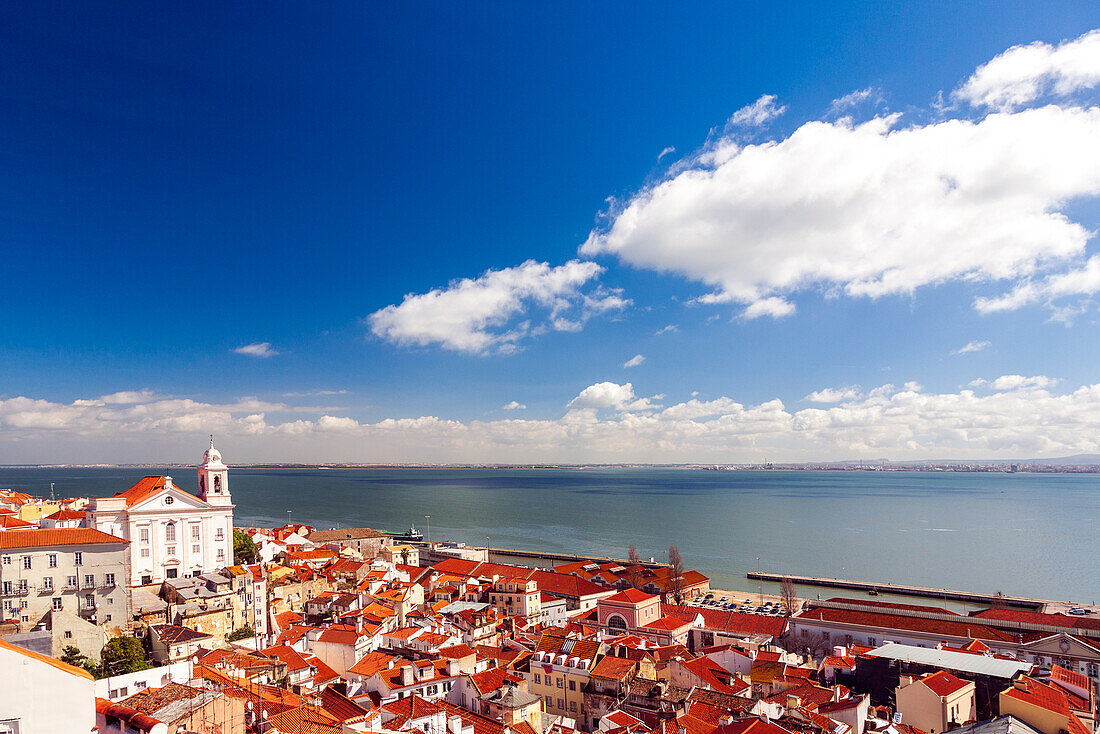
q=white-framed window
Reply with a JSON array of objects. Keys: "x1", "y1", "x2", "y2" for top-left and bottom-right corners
[
  {"x1": 167, "y1": 546, "x2": 176, "y2": 557},
  {"x1": 533, "y1": 673, "x2": 541, "y2": 684},
  {"x1": 2, "y1": 600, "x2": 10, "y2": 611},
  {"x1": 0, "y1": 555, "x2": 9, "y2": 565},
  {"x1": 84, "y1": 574, "x2": 94, "y2": 588},
  {"x1": 217, "y1": 549, "x2": 225, "y2": 562},
  {"x1": 48, "y1": 554, "x2": 57, "y2": 568},
  {"x1": 42, "y1": 577, "x2": 53, "y2": 591},
  {"x1": 191, "y1": 525, "x2": 200, "y2": 541},
  {"x1": 21, "y1": 556, "x2": 31, "y2": 570},
  {"x1": 165, "y1": 523, "x2": 176, "y2": 543},
  {"x1": 52, "y1": 598, "x2": 63, "y2": 611},
  {"x1": 74, "y1": 552, "x2": 83, "y2": 566},
  {"x1": 17, "y1": 580, "x2": 27, "y2": 594},
  {"x1": 67, "y1": 575, "x2": 78, "y2": 589},
  {"x1": 140, "y1": 548, "x2": 150, "y2": 557},
  {"x1": 84, "y1": 594, "x2": 95, "y2": 610},
  {"x1": 192, "y1": 544, "x2": 200, "y2": 554},
  {"x1": 1, "y1": 583, "x2": 10, "y2": 596},
  {"x1": 64, "y1": 630, "x2": 72, "y2": 638},
  {"x1": 215, "y1": 528, "x2": 225, "y2": 541},
  {"x1": 21, "y1": 615, "x2": 28, "y2": 622},
  {"x1": 105, "y1": 573, "x2": 115, "y2": 586},
  {"x1": 139, "y1": 528, "x2": 150, "y2": 544}
]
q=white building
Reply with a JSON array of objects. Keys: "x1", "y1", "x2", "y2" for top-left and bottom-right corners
[
  {"x1": 87, "y1": 440, "x2": 235, "y2": 586},
  {"x1": 0, "y1": 637, "x2": 96, "y2": 733}
]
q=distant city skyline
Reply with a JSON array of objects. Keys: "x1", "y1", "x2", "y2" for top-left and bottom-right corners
[{"x1": 1, "y1": 4, "x2": 1099, "y2": 463}]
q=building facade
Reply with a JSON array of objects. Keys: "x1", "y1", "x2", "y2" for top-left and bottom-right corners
[
  {"x1": 0, "y1": 528, "x2": 131, "y2": 630},
  {"x1": 86, "y1": 440, "x2": 235, "y2": 586}
]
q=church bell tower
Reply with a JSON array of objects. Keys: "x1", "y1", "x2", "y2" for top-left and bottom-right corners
[{"x1": 198, "y1": 436, "x2": 232, "y2": 507}]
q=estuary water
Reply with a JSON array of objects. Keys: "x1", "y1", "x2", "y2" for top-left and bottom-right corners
[{"x1": 0, "y1": 467, "x2": 1096, "y2": 603}]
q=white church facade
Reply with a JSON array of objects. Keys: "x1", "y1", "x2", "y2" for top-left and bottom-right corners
[{"x1": 87, "y1": 440, "x2": 235, "y2": 586}]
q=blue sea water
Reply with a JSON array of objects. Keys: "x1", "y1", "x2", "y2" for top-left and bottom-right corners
[{"x1": 0, "y1": 466, "x2": 1095, "y2": 603}]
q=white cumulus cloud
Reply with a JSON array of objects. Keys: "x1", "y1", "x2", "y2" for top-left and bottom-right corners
[
  {"x1": 954, "y1": 29, "x2": 1100, "y2": 111},
  {"x1": 9, "y1": 376, "x2": 1100, "y2": 463},
  {"x1": 233, "y1": 342, "x2": 279, "y2": 358},
  {"x1": 502, "y1": 401, "x2": 526, "y2": 411},
  {"x1": 568, "y1": 382, "x2": 658, "y2": 411},
  {"x1": 804, "y1": 386, "x2": 862, "y2": 403},
  {"x1": 623, "y1": 354, "x2": 646, "y2": 368},
  {"x1": 581, "y1": 32, "x2": 1100, "y2": 321},
  {"x1": 368, "y1": 260, "x2": 626, "y2": 354}
]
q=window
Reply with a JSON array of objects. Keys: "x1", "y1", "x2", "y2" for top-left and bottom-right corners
[
  {"x1": 74, "y1": 552, "x2": 83, "y2": 566},
  {"x1": 569, "y1": 680, "x2": 576, "y2": 691},
  {"x1": 135, "y1": 681, "x2": 147, "y2": 690},
  {"x1": 139, "y1": 528, "x2": 150, "y2": 544},
  {"x1": 165, "y1": 523, "x2": 176, "y2": 542},
  {"x1": 105, "y1": 614, "x2": 111, "y2": 622},
  {"x1": 165, "y1": 569, "x2": 177, "y2": 579},
  {"x1": 1, "y1": 583, "x2": 9, "y2": 595},
  {"x1": 570, "y1": 701, "x2": 577, "y2": 712},
  {"x1": 67, "y1": 575, "x2": 78, "y2": 589},
  {"x1": 822, "y1": 631, "x2": 830, "y2": 640},
  {"x1": 52, "y1": 598, "x2": 63, "y2": 611},
  {"x1": 192, "y1": 544, "x2": 201, "y2": 554},
  {"x1": 21, "y1": 556, "x2": 31, "y2": 570},
  {"x1": 84, "y1": 574, "x2": 95, "y2": 588},
  {"x1": 48, "y1": 554, "x2": 57, "y2": 568},
  {"x1": 141, "y1": 575, "x2": 152, "y2": 585},
  {"x1": 533, "y1": 673, "x2": 541, "y2": 684},
  {"x1": 167, "y1": 546, "x2": 176, "y2": 557},
  {"x1": 215, "y1": 528, "x2": 224, "y2": 541},
  {"x1": 217, "y1": 549, "x2": 225, "y2": 562},
  {"x1": 544, "y1": 695, "x2": 552, "y2": 706},
  {"x1": 105, "y1": 573, "x2": 115, "y2": 587},
  {"x1": 164, "y1": 495, "x2": 174, "y2": 505},
  {"x1": 557, "y1": 698, "x2": 564, "y2": 709},
  {"x1": 84, "y1": 594, "x2": 95, "y2": 610},
  {"x1": 17, "y1": 580, "x2": 27, "y2": 594},
  {"x1": 64, "y1": 630, "x2": 71, "y2": 638},
  {"x1": 0, "y1": 555, "x2": 9, "y2": 565},
  {"x1": 140, "y1": 549, "x2": 150, "y2": 558},
  {"x1": 556, "y1": 677, "x2": 563, "y2": 688},
  {"x1": 867, "y1": 637, "x2": 876, "y2": 646},
  {"x1": 42, "y1": 577, "x2": 53, "y2": 591},
  {"x1": 21, "y1": 615, "x2": 28, "y2": 623},
  {"x1": 2, "y1": 601, "x2": 10, "y2": 611}
]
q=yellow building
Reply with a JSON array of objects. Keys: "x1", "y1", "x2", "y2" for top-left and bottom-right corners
[
  {"x1": 895, "y1": 671, "x2": 975, "y2": 734},
  {"x1": 527, "y1": 631, "x2": 603, "y2": 723}
]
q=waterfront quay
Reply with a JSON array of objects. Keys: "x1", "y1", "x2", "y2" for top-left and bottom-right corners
[{"x1": 747, "y1": 571, "x2": 1046, "y2": 609}]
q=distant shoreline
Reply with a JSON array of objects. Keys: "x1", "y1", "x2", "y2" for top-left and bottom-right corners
[{"x1": 3, "y1": 462, "x2": 1100, "y2": 473}]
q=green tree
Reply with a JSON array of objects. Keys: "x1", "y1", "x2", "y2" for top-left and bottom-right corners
[
  {"x1": 96, "y1": 635, "x2": 150, "y2": 679},
  {"x1": 60, "y1": 645, "x2": 91, "y2": 669},
  {"x1": 233, "y1": 529, "x2": 259, "y2": 565},
  {"x1": 227, "y1": 625, "x2": 255, "y2": 642}
]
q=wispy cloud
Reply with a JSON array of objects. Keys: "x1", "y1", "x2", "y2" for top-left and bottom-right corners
[
  {"x1": 658, "y1": 146, "x2": 676, "y2": 161},
  {"x1": 953, "y1": 340, "x2": 991, "y2": 355},
  {"x1": 283, "y1": 389, "x2": 349, "y2": 397},
  {"x1": 623, "y1": 354, "x2": 645, "y2": 368},
  {"x1": 655, "y1": 324, "x2": 678, "y2": 335},
  {"x1": 502, "y1": 401, "x2": 526, "y2": 410},
  {"x1": 727, "y1": 94, "x2": 786, "y2": 128},
  {"x1": 233, "y1": 342, "x2": 279, "y2": 358}
]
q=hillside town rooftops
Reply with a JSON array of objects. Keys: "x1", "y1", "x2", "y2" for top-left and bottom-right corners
[
  {"x1": 919, "y1": 670, "x2": 972, "y2": 697},
  {"x1": 307, "y1": 527, "x2": 390, "y2": 542}
]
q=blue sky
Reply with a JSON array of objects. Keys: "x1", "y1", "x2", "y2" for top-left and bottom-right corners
[{"x1": 1, "y1": 3, "x2": 1099, "y2": 463}]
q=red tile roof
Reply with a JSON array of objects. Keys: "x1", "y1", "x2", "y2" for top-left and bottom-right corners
[
  {"x1": 919, "y1": 671, "x2": 971, "y2": 697},
  {"x1": 796, "y1": 607, "x2": 1016, "y2": 642},
  {"x1": 0, "y1": 515, "x2": 35, "y2": 528},
  {"x1": 1050, "y1": 664, "x2": 1090, "y2": 693},
  {"x1": 606, "y1": 588, "x2": 658, "y2": 604},
  {"x1": 0, "y1": 528, "x2": 128, "y2": 549},
  {"x1": 972, "y1": 608, "x2": 1100, "y2": 635},
  {"x1": 663, "y1": 604, "x2": 787, "y2": 638},
  {"x1": 114, "y1": 475, "x2": 170, "y2": 507}
]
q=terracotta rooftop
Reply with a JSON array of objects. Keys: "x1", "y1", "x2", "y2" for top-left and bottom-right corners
[
  {"x1": 919, "y1": 671, "x2": 972, "y2": 697},
  {"x1": 0, "y1": 528, "x2": 128, "y2": 549}
]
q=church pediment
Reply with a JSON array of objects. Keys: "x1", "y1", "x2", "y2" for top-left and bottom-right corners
[
  {"x1": 1021, "y1": 632, "x2": 1100, "y2": 658},
  {"x1": 128, "y1": 486, "x2": 212, "y2": 513}
]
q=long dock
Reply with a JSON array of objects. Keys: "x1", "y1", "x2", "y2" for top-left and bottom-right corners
[{"x1": 747, "y1": 571, "x2": 1044, "y2": 610}]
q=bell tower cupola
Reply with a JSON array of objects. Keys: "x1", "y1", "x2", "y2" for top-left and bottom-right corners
[{"x1": 198, "y1": 436, "x2": 232, "y2": 507}]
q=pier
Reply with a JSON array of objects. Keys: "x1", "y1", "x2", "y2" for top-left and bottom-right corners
[
  {"x1": 747, "y1": 571, "x2": 1044, "y2": 610},
  {"x1": 487, "y1": 546, "x2": 669, "y2": 568}
]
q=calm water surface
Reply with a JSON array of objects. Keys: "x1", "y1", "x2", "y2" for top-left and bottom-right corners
[{"x1": 0, "y1": 467, "x2": 1096, "y2": 603}]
